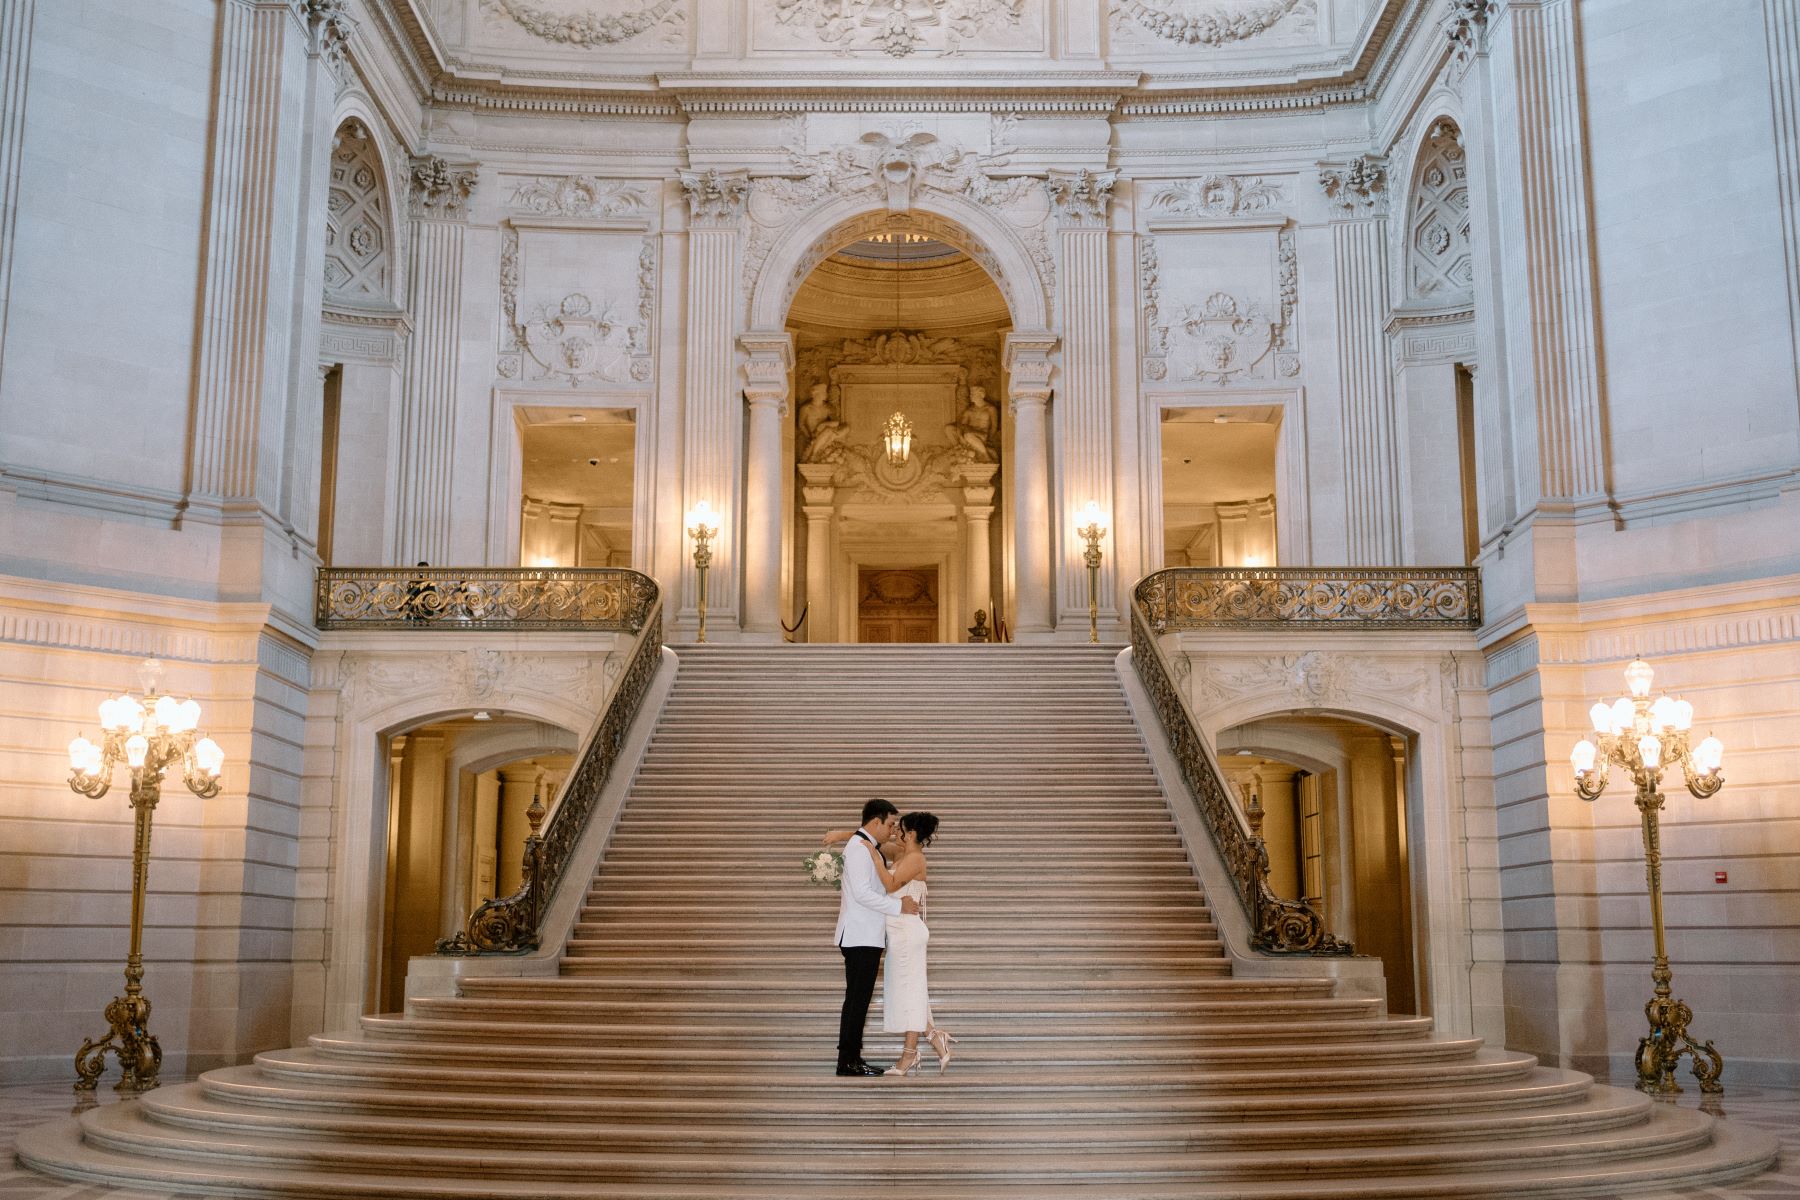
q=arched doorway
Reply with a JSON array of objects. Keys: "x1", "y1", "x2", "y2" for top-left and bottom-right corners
[
  {"x1": 784, "y1": 231, "x2": 1012, "y2": 642},
  {"x1": 1218, "y1": 714, "x2": 1425, "y2": 1017}
]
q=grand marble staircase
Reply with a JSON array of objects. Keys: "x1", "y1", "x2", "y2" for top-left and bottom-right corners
[{"x1": 17, "y1": 644, "x2": 1776, "y2": 1197}]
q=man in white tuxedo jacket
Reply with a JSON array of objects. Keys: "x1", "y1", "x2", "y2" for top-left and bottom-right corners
[{"x1": 835, "y1": 797, "x2": 919, "y2": 1076}]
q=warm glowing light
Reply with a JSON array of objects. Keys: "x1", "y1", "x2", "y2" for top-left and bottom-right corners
[
  {"x1": 1077, "y1": 501, "x2": 1108, "y2": 536},
  {"x1": 1589, "y1": 701, "x2": 1612, "y2": 734},
  {"x1": 125, "y1": 735, "x2": 149, "y2": 769},
  {"x1": 1570, "y1": 739, "x2": 1597, "y2": 774},
  {"x1": 685, "y1": 500, "x2": 720, "y2": 536},
  {"x1": 1649, "y1": 695, "x2": 1676, "y2": 733},
  {"x1": 1670, "y1": 699, "x2": 1694, "y2": 732},
  {"x1": 1624, "y1": 657, "x2": 1655, "y2": 699},
  {"x1": 1637, "y1": 734, "x2": 1662, "y2": 770},
  {"x1": 1609, "y1": 697, "x2": 1635, "y2": 735},
  {"x1": 193, "y1": 737, "x2": 225, "y2": 777},
  {"x1": 1692, "y1": 736, "x2": 1724, "y2": 776},
  {"x1": 68, "y1": 736, "x2": 97, "y2": 773},
  {"x1": 882, "y1": 412, "x2": 913, "y2": 466}
]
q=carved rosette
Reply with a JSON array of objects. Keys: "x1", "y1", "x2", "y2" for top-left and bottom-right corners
[
  {"x1": 409, "y1": 155, "x2": 478, "y2": 222},
  {"x1": 1318, "y1": 155, "x2": 1389, "y2": 218}
]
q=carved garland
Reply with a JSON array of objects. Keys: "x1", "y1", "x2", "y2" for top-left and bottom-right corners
[
  {"x1": 771, "y1": 0, "x2": 1026, "y2": 57},
  {"x1": 1139, "y1": 228, "x2": 1299, "y2": 383},
  {"x1": 479, "y1": 0, "x2": 683, "y2": 46},
  {"x1": 1112, "y1": 0, "x2": 1314, "y2": 47},
  {"x1": 496, "y1": 226, "x2": 656, "y2": 384}
]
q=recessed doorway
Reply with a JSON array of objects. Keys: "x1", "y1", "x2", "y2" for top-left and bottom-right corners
[
  {"x1": 518, "y1": 410, "x2": 635, "y2": 568},
  {"x1": 1160, "y1": 407, "x2": 1281, "y2": 567},
  {"x1": 857, "y1": 567, "x2": 939, "y2": 643}
]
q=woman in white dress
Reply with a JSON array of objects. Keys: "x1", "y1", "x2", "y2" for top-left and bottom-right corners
[{"x1": 822, "y1": 811, "x2": 956, "y2": 1075}]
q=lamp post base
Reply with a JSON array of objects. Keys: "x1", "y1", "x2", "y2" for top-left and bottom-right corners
[
  {"x1": 74, "y1": 991, "x2": 162, "y2": 1096},
  {"x1": 1637, "y1": 993, "x2": 1724, "y2": 1097}
]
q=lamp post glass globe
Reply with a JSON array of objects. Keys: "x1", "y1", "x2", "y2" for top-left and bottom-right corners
[
  {"x1": 1569, "y1": 657, "x2": 1726, "y2": 1097},
  {"x1": 65, "y1": 660, "x2": 225, "y2": 1098}
]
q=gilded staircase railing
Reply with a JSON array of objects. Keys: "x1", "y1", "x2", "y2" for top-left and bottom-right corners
[
  {"x1": 315, "y1": 566, "x2": 659, "y2": 632},
  {"x1": 1128, "y1": 566, "x2": 1479, "y2": 954}
]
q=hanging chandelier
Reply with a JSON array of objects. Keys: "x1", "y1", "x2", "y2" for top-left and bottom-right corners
[{"x1": 882, "y1": 411, "x2": 913, "y2": 465}]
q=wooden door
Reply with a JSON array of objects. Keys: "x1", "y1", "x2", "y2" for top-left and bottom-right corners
[{"x1": 857, "y1": 568, "x2": 938, "y2": 644}]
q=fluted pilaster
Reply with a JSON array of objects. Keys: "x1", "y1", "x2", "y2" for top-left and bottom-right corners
[
  {"x1": 1767, "y1": 0, "x2": 1800, "y2": 409},
  {"x1": 1320, "y1": 157, "x2": 1403, "y2": 565},
  {"x1": 0, "y1": 0, "x2": 34, "y2": 369},
  {"x1": 680, "y1": 170, "x2": 749, "y2": 633},
  {"x1": 740, "y1": 332, "x2": 792, "y2": 639},
  {"x1": 393, "y1": 156, "x2": 476, "y2": 565},
  {"x1": 1047, "y1": 170, "x2": 1117, "y2": 628},
  {"x1": 189, "y1": 0, "x2": 308, "y2": 509},
  {"x1": 1489, "y1": 0, "x2": 1609, "y2": 506}
]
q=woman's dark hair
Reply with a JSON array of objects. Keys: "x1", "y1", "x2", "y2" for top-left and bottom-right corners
[{"x1": 900, "y1": 811, "x2": 939, "y2": 848}]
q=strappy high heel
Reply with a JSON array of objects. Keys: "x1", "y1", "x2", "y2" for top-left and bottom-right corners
[
  {"x1": 926, "y1": 1027, "x2": 958, "y2": 1073},
  {"x1": 885, "y1": 1046, "x2": 922, "y2": 1076}
]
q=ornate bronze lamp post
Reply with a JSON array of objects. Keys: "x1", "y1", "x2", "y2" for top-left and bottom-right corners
[
  {"x1": 1570, "y1": 657, "x2": 1726, "y2": 1097},
  {"x1": 685, "y1": 501, "x2": 720, "y2": 643},
  {"x1": 65, "y1": 659, "x2": 225, "y2": 1096},
  {"x1": 1076, "y1": 501, "x2": 1108, "y2": 644}
]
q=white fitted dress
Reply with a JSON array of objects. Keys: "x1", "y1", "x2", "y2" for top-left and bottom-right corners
[{"x1": 881, "y1": 879, "x2": 932, "y2": 1033}]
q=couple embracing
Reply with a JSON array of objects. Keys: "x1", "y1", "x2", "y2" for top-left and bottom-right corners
[{"x1": 825, "y1": 798, "x2": 957, "y2": 1077}]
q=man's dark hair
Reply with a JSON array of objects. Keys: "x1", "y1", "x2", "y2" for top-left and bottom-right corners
[{"x1": 861, "y1": 797, "x2": 899, "y2": 825}]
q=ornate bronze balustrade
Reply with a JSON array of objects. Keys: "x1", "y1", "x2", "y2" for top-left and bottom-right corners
[
  {"x1": 438, "y1": 601, "x2": 663, "y2": 955},
  {"x1": 1138, "y1": 566, "x2": 1481, "y2": 632},
  {"x1": 1129, "y1": 591, "x2": 1351, "y2": 956},
  {"x1": 315, "y1": 567, "x2": 659, "y2": 632}
]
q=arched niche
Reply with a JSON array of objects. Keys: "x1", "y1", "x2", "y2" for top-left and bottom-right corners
[{"x1": 325, "y1": 117, "x2": 398, "y2": 305}]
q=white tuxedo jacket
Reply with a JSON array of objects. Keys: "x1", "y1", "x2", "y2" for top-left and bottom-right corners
[{"x1": 834, "y1": 830, "x2": 901, "y2": 948}]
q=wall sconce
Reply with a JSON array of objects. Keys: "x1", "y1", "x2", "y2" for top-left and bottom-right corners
[{"x1": 685, "y1": 501, "x2": 720, "y2": 643}]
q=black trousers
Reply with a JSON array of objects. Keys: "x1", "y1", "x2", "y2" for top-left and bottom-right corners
[{"x1": 837, "y1": 945, "x2": 883, "y2": 1065}]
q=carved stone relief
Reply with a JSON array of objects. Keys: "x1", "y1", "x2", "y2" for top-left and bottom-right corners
[
  {"x1": 478, "y1": 0, "x2": 685, "y2": 48},
  {"x1": 1404, "y1": 121, "x2": 1472, "y2": 304},
  {"x1": 743, "y1": 121, "x2": 1053, "y2": 311},
  {"x1": 1140, "y1": 228, "x2": 1299, "y2": 383},
  {"x1": 763, "y1": 0, "x2": 1033, "y2": 57},
  {"x1": 794, "y1": 328, "x2": 1001, "y2": 410},
  {"x1": 509, "y1": 176, "x2": 652, "y2": 219},
  {"x1": 409, "y1": 155, "x2": 478, "y2": 221},
  {"x1": 325, "y1": 121, "x2": 391, "y2": 303},
  {"x1": 1187, "y1": 650, "x2": 1441, "y2": 715},
  {"x1": 1110, "y1": 0, "x2": 1317, "y2": 49},
  {"x1": 497, "y1": 222, "x2": 656, "y2": 384},
  {"x1": 337, "y1": 648, "x2": 610, "y2": 714},
  {"x1": 1319, "y1": 155, "x2": 1389, "y2": 217},
  {"x1": 1147, "y1": 175, "x2": 1288, "y2": 219}
]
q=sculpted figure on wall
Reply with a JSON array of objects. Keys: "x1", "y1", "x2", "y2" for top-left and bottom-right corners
[
  {"x1": 945, "y1": 384, "x2": 998, "y2": 462},
  {"x1": 798, "y1": 383, "x2": 849, "y2": 464}
]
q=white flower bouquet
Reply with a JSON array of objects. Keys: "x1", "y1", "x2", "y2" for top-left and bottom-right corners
[{"x1": 803, "y1": 848, "x2": 844, "y2": 889}]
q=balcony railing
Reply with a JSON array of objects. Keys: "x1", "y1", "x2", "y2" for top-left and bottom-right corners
[
  {"x1": 1136, "y1": 566, "x2": 1481, "y2": 632},
  {"x1": 315, "y1": 567, "x2": 659, "y2": 633}
]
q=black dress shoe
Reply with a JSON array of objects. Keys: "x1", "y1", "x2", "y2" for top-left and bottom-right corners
[{"x1": 835, "y1": 1061, "x2": 884, "y2": 1077}]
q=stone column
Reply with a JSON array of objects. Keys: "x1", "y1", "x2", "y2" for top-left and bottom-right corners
[
  {"x1": 679, "y1": 170, "x2": 749, "y2": 638},
  {"x1": 393, "y1": 155, "x2": 476, "y2": 566},
  {"x1": 799, "y1": 464, "x2": 836, "y2": 643},
  {"x1": 959, "y1": 463, "x2": 999, "y2": 632},
  {"x1": 740, "y1": 333, "x2": 793, "y2": 640},
  {"x1": 1318, "y1": 156, "x2": 1403, "y2": 565},
  {"x1": 1045, "y1": 170, "x2": 1118, "y2": 630},
  {"x1": 496, "y1": 764, "x2": 542, "y2": 897},
  {"x1": 1004, "y1": 333, "x2": 1058, "y2": 639}
]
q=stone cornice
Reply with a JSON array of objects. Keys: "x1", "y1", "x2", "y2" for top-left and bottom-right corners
[{"x1": 375, "y1": 0, "x2": 1439, "y2": 122}]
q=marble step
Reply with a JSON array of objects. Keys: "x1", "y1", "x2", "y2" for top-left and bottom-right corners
[
  {"x1": 46, "y1": 1095, "x2": 1723, "y2": 1187},
  {"x1": 404, "y1": 996, "x2": 1380, "y2": 1025},
  {"x1": 254, "y1": 1044, "x2": 1537, "y2": 1096},
  {"x1": 21, "y1": 1110, "x2": 1775, "y2": 1200},
  {"x1": 302, "y1": 1030, "x2": 1486, "y2": 1073},
  {"x1": 134, "y1": 1083, "x2": 1649, "y2": 1153},
  {"x1": 356, "y1": 1015, "x2": 1436, "y2": 1047},
  {"x1": 576, "y1": 891, "x2": 1210, "y2": 908},
  {"x1": 562, "y1": 928, "x2": 1222, "y2": 947},
  {"x1": 457, "y1": 975, "x2": 1339, "y2": 999}
]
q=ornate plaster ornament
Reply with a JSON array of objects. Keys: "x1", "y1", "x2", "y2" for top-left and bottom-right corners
[
  {"x1": 1405, "y1": 122, "x2": 1472, "y2": 303},
  {"x1": 518, "y1": 292, "x2": 644, "y2": 386},
  {"x1": 772, "y1": 0, "x2": 1025, "y2": 57},
  {"x1": 1148, "y1": 174, "x2": 1287, "y2": 219},
  {"x1": 794, "y1": 328, "x2": 1001, "y2": 403},
  {"x1": 1045, "y1": 168, "x2": 1117, "y2": 227},
  {"x1": 509, "y1": 175, "x2": 651, "y2": 219},
  {"x1": 1170, "y1": 292, "x2": 1277, "y2": 384},
  {"x1": 325, "y1": 121, "x2": 391, "y2": 303},
  {"x1": 680, "y1": 169, "x2": 750, "y2": 225},
  {"x1": 408, "y1": 155, "x2": 478, "y2": 221},
  {"x1": 479, "y1": 0, "x2": 684, "y2": 47},
  {"x1": 1445, "y1": 0, "x2": 1494, "y2": 52},
  {"x1": 304, "y1": 0, "x2": 355, "y2": 76},
  {"x1": 1140, "y1": 230, "x2": 1298, "y2": 383},
  {"x1": 1139, "y1": 237, "x2": 1169, "y2": 379},
  {"x1": 1111, "y1": 0, "x2": 1314, "y2": 48},
  {"x1": 1318, "y1": 155, "x2": 1388, "y2": 216}
]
